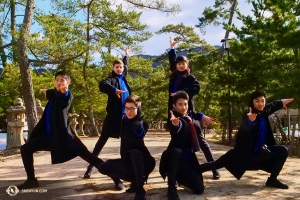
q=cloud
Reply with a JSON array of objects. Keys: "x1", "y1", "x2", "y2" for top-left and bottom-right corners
[{"x1": 136, "y1": 1, "x2": 254, "y2": 55}]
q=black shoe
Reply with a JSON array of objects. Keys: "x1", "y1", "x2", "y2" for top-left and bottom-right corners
[
  {"x1": 266, "y1": 177, "x2": 288, "y2": 189},
  {"x1": 212, "y1": 170, "x2": 220, "y2": 180},
  {"x1": 84, "y1": 165, "x2": 96, "y2": 179},
  {"x1": 126, "y1": 184, "x2": 136, "y2": 193},
  {"x1": 134, "y1": 187, "x2": 146, "y2": 200},
  {"x1": 167, "y1": 186, "x2": 180, "y2": 200},
  {"x1": 17, "y1": 178, "x2": 39, "y2": 190},
  {"x1": 112, "y1": 178, "x2": 124, "y2": 190}
]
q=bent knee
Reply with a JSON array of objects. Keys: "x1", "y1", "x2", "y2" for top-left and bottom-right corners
[
  {"x1": 277, "y1": 145, "x2": 289, "y2": 157},
  {"x1": 97, "y1": 162, "x2": 109, "y2": 174},
  {"x1": 192, "y1": 186, "x2": 204, "y2": 194}
]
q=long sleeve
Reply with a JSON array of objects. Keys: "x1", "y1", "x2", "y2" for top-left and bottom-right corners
[
  {"x1": 50, "y1": 89, "x2": 73, "y2": 109},
  {"x1": 46, "y1": 89, "x2": 55, "y2": 100},
  {"x1": 189, "y1": 111, "x2": 204, "y2": 121},
  {"x1": 123, "y1": 56, "x2": 129, "y2": 77},
  {"x1": 168, "y1": 48, "x2": 177, "y2": 72},
  {"x1": 182, "y1": 75, "x2": 200, "y2": 98},
  {"x1": 264, "y1": 100, "x2": 283, "y2": 116},
  {"x1": 99, "y1": 77, "x2": 116, "y2": 94},
  {"x1": 170, "y1": 118, "x2": 185, "y2": 136}
]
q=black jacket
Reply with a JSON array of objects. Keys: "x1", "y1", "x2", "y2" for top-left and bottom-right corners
[
  {"x1": 168, "y1": 49, "x2": 200, "y2": 114},
  {"x1": 120, "y1": 114, "x2": 155, "y2": 180},
  {"x1": 29, "y1": 89, "x2": 83, "y2": 164},
  {"x1": 159, "y1": 110, "x2": 202, "y2": 180},
  {"x1": 222, "y1": 100, "x2": 282, "y2": 180},
  {"x1": 99, "y1": 56, "x2": 131, "y2": 138}
]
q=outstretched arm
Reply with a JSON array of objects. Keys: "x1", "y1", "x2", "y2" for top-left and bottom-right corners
[
  {"x1": 169, "y1": 36, "x2": 178, "y2": 72},
  {"x1": 123, "y1": 47, "x2": 131, "y2": 77},
  {"x1": 264, "y1": 98, "x2": 293, "y2": 116}
]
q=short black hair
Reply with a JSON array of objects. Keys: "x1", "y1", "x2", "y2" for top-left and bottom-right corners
[
  {"x1": 172, "y1": 90, "x2": 189, "y2": 104},
  {"x1": 250, "y1": 90, "x2": 266, "y2": 100},
  {"x1": 176, "y1": 55, "x2": 189, "y2": 64},
  {"x1": 55, "y1": 70, "x2": 70, "y2": 81},
  {"x1": 248, "y1": 90, "x2": 266, "y2": 113}
]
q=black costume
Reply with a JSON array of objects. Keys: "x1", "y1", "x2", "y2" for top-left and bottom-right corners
[
  {"x1": 98, "y1": 108, "x2": 155, "y2": 199},
  {"x1": 200, "y1": 99, "x2": 289, "y2": 188},
  {"x1": 168, "y1": 49, "x2": 200, "y2": 114},
  {"x1": 160, "y1": 109, "x2": 204, "y2": 197},
  {"x1": 19, "y1": 89, "x2": 103, "y2": 189},
  {"x1": 84, "y1": 56, "x2": 131, "y2": 178},
  {"x1": 167, "y1": 49, "x2": 219, "y2": 179}
]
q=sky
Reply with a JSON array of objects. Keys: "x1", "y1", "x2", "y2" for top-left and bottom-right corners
[
  {"x1": 118, "y1": 0, "x2": 253, "y2": 56},
  {"x1": 14, "y1": 1, "x2": 254, "y2": 60}
]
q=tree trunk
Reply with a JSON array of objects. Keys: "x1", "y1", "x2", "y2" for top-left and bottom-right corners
[
  {"x1": 275, "y1": 115, "x2": 287, "y2": 142},
  {"x1": 0, "y1": 9, "x2": 7, "y2": 68},
  {"x1": 0, "y1": 34, "x2": 7, "y2": 68},
  {"x1": 17, "y1": 0, "x2": 38, "y2": 138},
  {"x1": 218, "y1": 0, "x2": 237, "y2": 62},
  {"x1": 83, "y1": 1, "x2": 98, "y2": 136},
  {"x1": 11, "y1": 0, "x2": 18, "y2": 63}
]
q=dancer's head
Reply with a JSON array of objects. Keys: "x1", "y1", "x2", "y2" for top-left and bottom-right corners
[
  {"x1": 176, "y1": 56, "x2": 189, "y2": 71},
  {"x1": 112, "y1": 59, "x2": 124, "y2": 75},
  {"x1": 249, "y1": 90, "x2": 266, "y2": 113},
  {"x1": 172, "y1": 91, "x2": 189, "y2": 115},
  {"x1": 125, "y1": 95, "x2": 142, "y2": 119},
  {"x1": 54, "y1": 71, "x2": 71, "y2": 92}
]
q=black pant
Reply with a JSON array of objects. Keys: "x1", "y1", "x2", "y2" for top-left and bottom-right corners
[
  {"x1": 91, "y1": 134, "x2": 109, "y2": 156},
  {"x1": 20, "y1": 135, "x2": 103, "y2": 179},
  {"x1": 198, "y1": 134, "x2": 215, "y2": 162},
  {"x1": 166, "y1": 148, "x2": 204, "y2": 194},
  {"x1": 200, "y1": 145, "x2": 288, "y2": 179},
  {"x1": 249, "y1": 145, "x2": 288, "y2": 179},
  {"x1": 167, "y1": 120, "x2": 215, "y2": 163},
  {"x1": 98, "y1": 149, "x2": 145, "y2": 188}
]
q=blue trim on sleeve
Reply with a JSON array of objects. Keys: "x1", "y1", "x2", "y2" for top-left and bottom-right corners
[
  {"x1": 247, "y1": 117, "x2": 256, "y2": 126},
  {"x1": 61, "y1": 90, "x2": 69, "y2": 101},
  {"x1": 172, "y1": 121, "x2": 180, "y2": 129},
  {"x1": 112, "y1": 87, "x2": 117, "y2": 94},
  {"x1": 198, "y1": 113, "x2": 204, "y2": 120},
  {"x1": 134, "y1": 126, "x2": 145, "y2": 138}
]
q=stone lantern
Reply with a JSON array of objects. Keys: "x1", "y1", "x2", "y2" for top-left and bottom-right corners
[
  {"x1": 84, "y1": 115, "x2": 91, "y2": 136},
  {"x1": 4, "y1": 98, "x2": 27, "y2": 156},
  {"x1": 36, "y1": 99, "x2": 44, "y2": 121},
  {"x1": 77, "y1": 111, "x2": 86, "y2": 136},
  {"x1": 68, "y1": 111, "x2": 79, "y2": 136}
]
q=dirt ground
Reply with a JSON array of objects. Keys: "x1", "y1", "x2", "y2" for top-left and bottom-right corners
[{"x1": 0, "y1": 131, "x2": 300, "y2": 200}]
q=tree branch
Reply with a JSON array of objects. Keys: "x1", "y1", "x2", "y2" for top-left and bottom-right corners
[
  {"x1": 28, "y1": 52, "x2": 85, "y2": 64},
  {"x1": 124, "y1": 0, "x2": 180, "y2": 13},
  {"x1": 0, "y1": 42, "x2": 13, "y2": 49},
  {"x1": 28, "y1": 45, "x2": 39, "y2": 60},
  {"x1": 0, "y1": 6, "x2": 11, "y2": 30}
]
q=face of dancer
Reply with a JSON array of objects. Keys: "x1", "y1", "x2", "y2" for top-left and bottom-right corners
[
  {"x1": 173, "y1": 98, "x2": 188, "y2": 115},
  {"x1": 113, "y1": 63, "x2": 124, "y2": 75},
  {"x1": 55, "y1": 75, "x2": 70, "y2": 93},
  {"x1": 253, "y1": 96, "x2": 265, "y2": 111},
  {"x1": 125, "y1": 102, "x2": 138, "y2": 119},
  {"x1": 176, "y1": 61, "x2": 188, "y2": 71}
]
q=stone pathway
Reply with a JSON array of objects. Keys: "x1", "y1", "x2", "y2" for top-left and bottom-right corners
[{"x1": 0, "y1": 132, "x2": 299, "y2": 200}]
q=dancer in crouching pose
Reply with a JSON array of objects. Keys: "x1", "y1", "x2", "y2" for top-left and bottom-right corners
[
  {"x1": 98, "y1": 95, "x2": 155, "y2": 200},
  {"x1": 199, "y1": 90, "x2": 293, "y2": 189}
]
